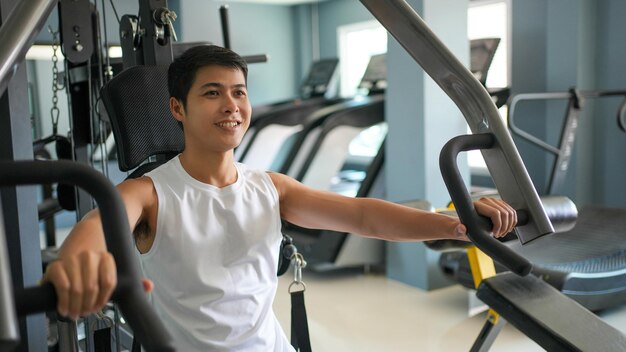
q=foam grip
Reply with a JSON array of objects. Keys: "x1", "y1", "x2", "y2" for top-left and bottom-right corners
[{"x1": 539, "y1": 196, "x2": 578, "y2": 233}]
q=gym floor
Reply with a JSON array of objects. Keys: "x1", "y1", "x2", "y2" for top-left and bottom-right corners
[{"x1": 274, "y1": 271, "x2": 626, "y2": 352}]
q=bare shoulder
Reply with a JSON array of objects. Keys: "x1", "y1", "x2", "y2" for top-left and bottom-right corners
[
  {"x1": 267, "y1": 172, "x2": 300, "y2": 201},
  {"x1": 116, "y1": 176, "x2": 157, "y2": 209}
]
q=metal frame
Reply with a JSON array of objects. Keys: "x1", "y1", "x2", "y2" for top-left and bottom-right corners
[{"x1": 508, "y1": 88, "x2": 626, "y2": 195}]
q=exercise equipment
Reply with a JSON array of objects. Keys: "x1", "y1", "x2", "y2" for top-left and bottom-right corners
[
  {"x1": 440, "y1": 88, "x2": 626, "y2": 311},
  {"x1": 236, "y1": 58, "x2": 343, "y2": 167},
  {"x1": 0, "y1": 160, "x2": 176, "y2": 351},
  {"x1": 470, "y1": 38, "x2": 509, "y2": 108},
  {"x1": 360, "y1": 0, "x2": 626, "y2": 349},
  {"x1": 272, "y1": 55, "x2": 390, "y2": 271}
]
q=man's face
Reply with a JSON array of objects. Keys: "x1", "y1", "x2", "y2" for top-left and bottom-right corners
[{"x1": 171, "y1": 65, "x2": 251, "y2": 153}]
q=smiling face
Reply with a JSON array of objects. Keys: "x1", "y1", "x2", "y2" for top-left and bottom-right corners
[{"x1": 170, "y1": 65, "x2": 252, "y2": 154}]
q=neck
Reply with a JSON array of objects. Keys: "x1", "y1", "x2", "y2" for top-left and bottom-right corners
[{"x1": 178, "y1": 147, "x2": 237, "y2": 188}]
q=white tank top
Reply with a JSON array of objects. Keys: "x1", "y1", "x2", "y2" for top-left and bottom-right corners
[{"x1": 141, "y1": 156, "x2": 293, "y2": 351}]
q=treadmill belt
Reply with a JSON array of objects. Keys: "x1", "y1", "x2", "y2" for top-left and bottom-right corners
[{"x1": 508, "y1": 206, "x2": 626, "y2": 267}]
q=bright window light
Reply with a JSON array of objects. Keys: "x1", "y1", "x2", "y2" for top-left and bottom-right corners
[
  {"x1": 468, "y1": 0, "x2": 509, "y2": 172},
  {"x1": 337, "y1": 20, "x2": 387, "y2": 98}
]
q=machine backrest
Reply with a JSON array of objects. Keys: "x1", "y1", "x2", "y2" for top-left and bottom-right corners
[{"x1": 100, "y1": 65, "x2": 184, "y2": 176}]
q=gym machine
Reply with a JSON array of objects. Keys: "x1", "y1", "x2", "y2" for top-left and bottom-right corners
[
  {"x1": 360, "y1": 0, "x2": 626, "y2": 350},
  {"x1": 440, "y1": 88, "x2": 626, "y2": 312}
]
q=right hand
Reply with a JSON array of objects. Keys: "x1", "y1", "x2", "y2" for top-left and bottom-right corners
[
  {"x1": 42, "y1": 251, "x2": 153, "y2": 320},
  {"x1": 42, "y1": 251, "x2": 116, "y2": 320}
]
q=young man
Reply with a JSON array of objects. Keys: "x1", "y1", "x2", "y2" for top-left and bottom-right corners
[{"x1": 43, "y1": 45, "x2": 516, "y2": 351}]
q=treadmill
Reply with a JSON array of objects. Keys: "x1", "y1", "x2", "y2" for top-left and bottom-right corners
[
  {"x1": 439, "y1": 88, "x2": 626, "y2": 311},
  {"x1": 238, "y1": 55, "x2": 385, "y2": 173},
  {"x1": 235, "y1": 59, "x2": 344, "y2": 167},
  {"x1": 280, "y1": 55, "x2": 393, "y2": 271},
  {"x1": 470, "y1": 38, "x2": 510, "y2": 108}
]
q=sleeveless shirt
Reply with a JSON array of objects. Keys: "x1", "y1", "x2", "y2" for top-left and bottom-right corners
[{"x1": 141, "y1": 156, "x2": 294, "y2": 351}]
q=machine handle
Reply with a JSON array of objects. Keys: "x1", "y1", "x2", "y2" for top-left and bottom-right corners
[
  {"x1": 439, "y1": 134, "x2": 533, "y2": 276},
  {"x1": 0, "y1": 160, "x2": 175, "y2": 352}
]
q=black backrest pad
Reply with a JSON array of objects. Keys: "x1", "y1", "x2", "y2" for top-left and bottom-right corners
[{"x1": 100, "y1": 65, "x2": 184, "y2": 171}]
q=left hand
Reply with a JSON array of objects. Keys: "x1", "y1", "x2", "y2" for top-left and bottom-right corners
[{"x1": 473, "y1": 197, "x2": 517, "y2": 238}]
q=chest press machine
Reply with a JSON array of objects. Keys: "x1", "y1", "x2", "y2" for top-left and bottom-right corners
[{"x1": 361, "y1": 0, "x2": 626, "y2": 350}]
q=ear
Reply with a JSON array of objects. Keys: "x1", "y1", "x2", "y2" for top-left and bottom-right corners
[{"x1": 169, "y1": 97, "x2": 185, "y2": 122}]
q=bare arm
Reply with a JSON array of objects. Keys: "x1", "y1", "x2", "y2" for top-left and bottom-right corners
[
  {"x1": 270, "y1": 173, "x2": 516, "y2": 242},
  {"x1": 42, "y1": 177, "x2": 156, "y2": 319}
]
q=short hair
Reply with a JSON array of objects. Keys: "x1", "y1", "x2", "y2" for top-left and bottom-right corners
[{"x1": 168, "y1": 45, "x2": 248, "y2": 108}]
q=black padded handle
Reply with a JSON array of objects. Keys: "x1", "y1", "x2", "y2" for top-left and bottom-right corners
[
  {"x1": 0, "y1": 160, "x2": 175, "y2": 352},
  {"x1": 439, "y1": 134, "x2": 533, "y2": 276}
]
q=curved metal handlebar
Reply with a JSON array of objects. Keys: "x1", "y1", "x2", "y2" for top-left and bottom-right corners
[
  {"x1": 439, "y1": 134, "x2": 533, "y2": 276},
  {"x1": 0, "y1": 160, "x2": 175, "y2": 352},
  {"x1": 359, "y1": 0, "x2": 553, "y2": 243}
]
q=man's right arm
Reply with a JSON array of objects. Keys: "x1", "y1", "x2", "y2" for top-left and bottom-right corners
[{"x1": 42, "y1": 176, "x2": 155, "y2": 320}]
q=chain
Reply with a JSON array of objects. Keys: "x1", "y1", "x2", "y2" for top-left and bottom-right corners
[{"x1": 48, "y1": 26, "x2": 65, "y2": 136}]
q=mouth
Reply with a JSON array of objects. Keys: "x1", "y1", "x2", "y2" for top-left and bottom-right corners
[{"x1": 215, "y1": 120, "x2": 242, "y2": 128}]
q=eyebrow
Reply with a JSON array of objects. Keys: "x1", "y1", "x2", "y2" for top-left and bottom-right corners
[{"x1": 198, "y1": 82, "x2": 247, "y2": 90}]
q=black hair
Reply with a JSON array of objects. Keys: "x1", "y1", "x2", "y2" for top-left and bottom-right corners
[{"x1": 168, "y1": 45, "x2": 248, "y2": 109}]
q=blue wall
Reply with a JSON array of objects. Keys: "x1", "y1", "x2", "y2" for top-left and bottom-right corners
[
  {"x1": 180, "y1": 1, "x2": 297, "y2": 106},
  {"x1": 509, "y1": 0, "x2": 626, "y2": 209},
  {"x1": 594, "y1": 0, "x2": 626, "y2": 207}
]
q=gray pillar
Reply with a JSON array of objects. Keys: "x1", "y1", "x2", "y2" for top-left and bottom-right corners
[{"x1": 385, "y1": 0, "x2": 469, "y2": 290}]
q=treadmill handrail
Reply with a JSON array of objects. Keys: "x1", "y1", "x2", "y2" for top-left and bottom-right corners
[
  {"x1": 508, "y1": 89, "x2": 626, "y2": 154},
  {"x1": 0, "y1": 160, "x2": 175, "y2": 351},
  {"x1": 359, "y1": 0, "x2": 553, "y2": 243}
]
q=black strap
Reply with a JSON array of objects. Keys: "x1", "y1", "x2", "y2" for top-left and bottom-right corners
[{"x1": 290, "y1": 290, "x2": 312, "y2": 352}]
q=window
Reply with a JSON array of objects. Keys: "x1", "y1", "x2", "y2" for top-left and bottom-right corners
[
  {"x1": 337, "y1": 20, "x2": 387, "y2": 98},
  {"x1": 467, "y1": 0, "x2": 509, "y2": 171}
]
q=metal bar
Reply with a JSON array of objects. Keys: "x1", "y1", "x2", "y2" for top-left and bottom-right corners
[
  {"x1": 0, "y1": 202, "x2": 19, "y2": 350},
  {"x1": 359, "y1": 0, "x2": 553, "y2": 243},
  {"x1": 508, "y1": 92, "x2": 572, "y2": 155},
  {"x1": 0, "y1": 0, "x2": 58, "y2": 96},
  {"x1": 219, "y1": 5, "x2": 231, "y2": 49}
]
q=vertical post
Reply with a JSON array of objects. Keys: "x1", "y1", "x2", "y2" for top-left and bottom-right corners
[{"x1": 0, "y1": 0, "x2": 47, "y2": 349}]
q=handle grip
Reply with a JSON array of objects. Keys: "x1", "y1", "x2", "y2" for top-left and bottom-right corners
[{"x1": 439, "y1": 134, "x2": 533, "y2": 276}]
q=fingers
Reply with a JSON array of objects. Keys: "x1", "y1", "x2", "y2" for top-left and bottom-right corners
[
  {"x1": 96, "y1": 252, "x2": 117, "y2": 308},
  {"x1": 474, "y1": 197, "x2": 517, "y2": 237},
  {"x1": 41, "y1": 251, "x2": 118, "y2": 320}
]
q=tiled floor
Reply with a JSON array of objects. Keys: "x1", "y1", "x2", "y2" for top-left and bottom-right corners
[{"x1": 273, "y1": 271, "x2": 626, "y2": 352}]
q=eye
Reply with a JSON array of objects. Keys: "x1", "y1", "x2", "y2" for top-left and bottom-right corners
[
  {"x1": 203, "y1": 90, "x2": 219, "y2": 96},
  {"x1": 234, "y1": 89, "x2": 247, "y2": 97}
]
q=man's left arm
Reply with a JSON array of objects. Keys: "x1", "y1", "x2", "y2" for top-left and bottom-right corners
[{"x1": 269, "y1": 173, "x2": 516, "y2": 242}]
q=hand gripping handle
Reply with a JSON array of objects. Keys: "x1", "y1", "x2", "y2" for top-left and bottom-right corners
[
  {"x1": 0, "y1": 160, "x2": 176, "y2": 351},
  {"x1": 439, "y1": 134, "x2": 533, "y2": 276}
]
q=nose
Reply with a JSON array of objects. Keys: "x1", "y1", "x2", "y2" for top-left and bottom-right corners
[{"x1": 222, "y1": 93, "x2": 239, "y2": 114}]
